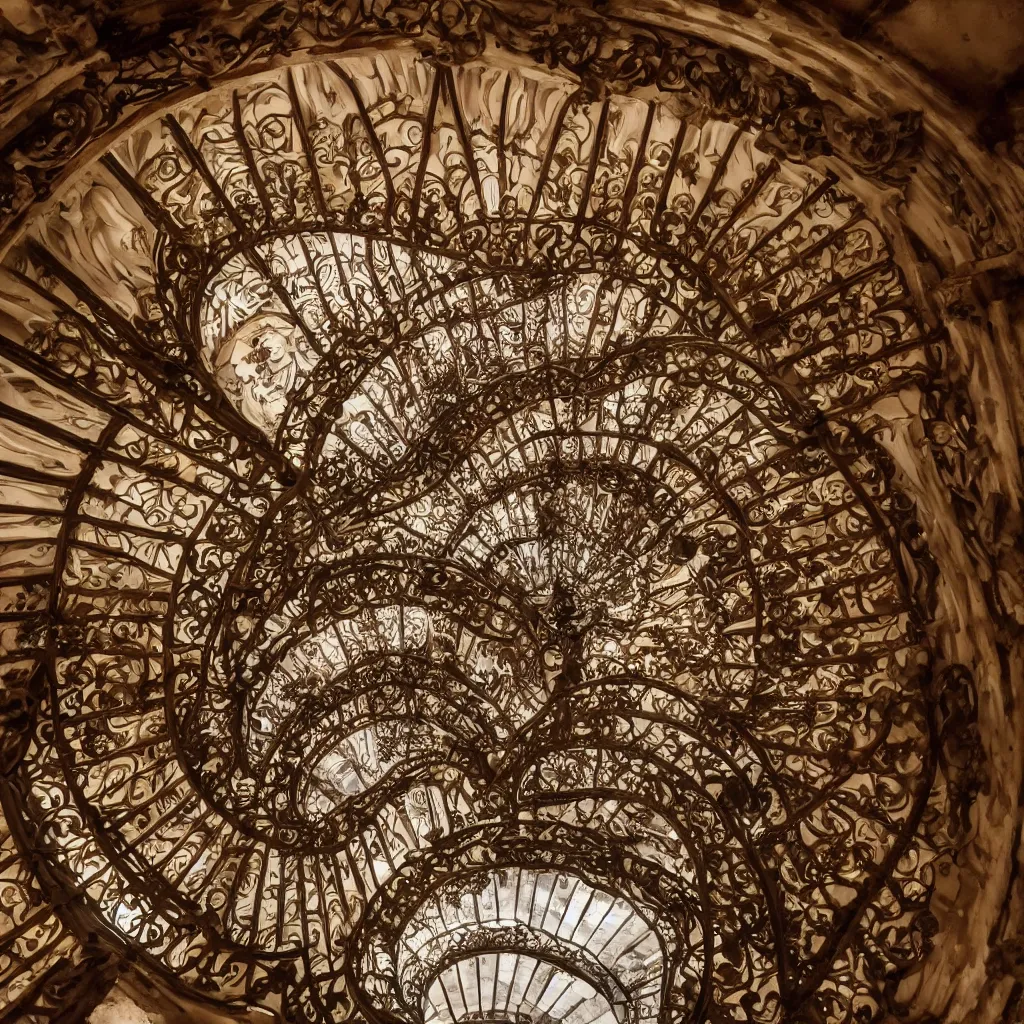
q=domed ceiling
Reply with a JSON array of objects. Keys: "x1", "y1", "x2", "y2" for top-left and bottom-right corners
[{"x1": 0, "y1": 4, "x2": 1021, "y2": 1024}]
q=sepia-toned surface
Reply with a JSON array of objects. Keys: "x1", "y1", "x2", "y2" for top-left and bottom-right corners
[{"x1": 0, "y1": 4, "x2": 1021, "y2": 1024}]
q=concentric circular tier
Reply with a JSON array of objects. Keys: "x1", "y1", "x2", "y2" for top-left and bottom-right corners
[{"x1": 0, "y1": 42, "x2": 978, "y2": 1024}]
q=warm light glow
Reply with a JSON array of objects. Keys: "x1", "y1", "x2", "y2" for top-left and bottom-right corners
[{"x1": 0, "y1": 42, "x2": 967, "y2": 1024}]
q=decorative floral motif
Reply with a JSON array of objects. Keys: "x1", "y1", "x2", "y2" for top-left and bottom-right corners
[
  {"x1": 0, "y1": 49, "x2": 982, "y2": 1024},
  {"x1": 0, "y1": 0, "x2": 932, "y2": 242}
]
